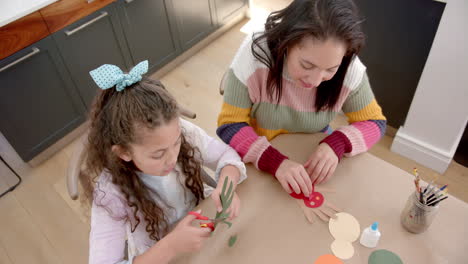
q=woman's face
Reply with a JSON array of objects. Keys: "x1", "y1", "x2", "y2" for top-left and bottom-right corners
[{"x1": 286, "y1": 36, "x2": 347, "y2": 89}]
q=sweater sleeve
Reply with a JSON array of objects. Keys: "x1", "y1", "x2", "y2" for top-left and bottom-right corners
[
  {"x1": 321, "y1": 57, "x2": 387, "y2": 159},
  {"x1": 89, "y1": 180, "x2": 132, "y2": 264},
  {"x1": 216, "y1": 35, "x2": 288, "y2": 176},
  {"x1": 180, "y1": 118, "x2": 247, "y2": 184}
]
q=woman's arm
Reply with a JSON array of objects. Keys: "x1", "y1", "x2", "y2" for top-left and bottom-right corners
[
  {"x1": 321, "y1": 72, "x2": 386, "y2": 159},
  {"x1": 217, "y1": 69, "x2": 288, "y2": 176}
]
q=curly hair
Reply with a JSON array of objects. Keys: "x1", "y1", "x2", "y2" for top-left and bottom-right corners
[{"x1": 80, "y1": 77, "x2": 205, "y2": 241}]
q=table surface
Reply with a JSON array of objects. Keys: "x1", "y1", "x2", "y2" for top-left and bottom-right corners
[
  {"x1": 0, "y1": 0, "x2": 58, "y2": 27},
  {"x1": 173, "y1": 133, "x2": 468, "y2": 264}
]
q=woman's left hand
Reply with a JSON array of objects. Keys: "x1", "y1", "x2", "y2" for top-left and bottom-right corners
[
  {"x1": 304, "y1": 143, "x2": 339, "y2": 185},
  {"x1": 211, "y1": 165, "x2": 241, "y2": 220}
]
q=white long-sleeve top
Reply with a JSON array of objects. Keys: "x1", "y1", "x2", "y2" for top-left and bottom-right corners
[{"x1": 88, "y1": 118, "x2": 247, "y2": 264}]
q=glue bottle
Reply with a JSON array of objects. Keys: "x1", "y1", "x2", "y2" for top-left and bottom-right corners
[{"x1": 360, "y1": 222, "x2": 381, "y2": 248}]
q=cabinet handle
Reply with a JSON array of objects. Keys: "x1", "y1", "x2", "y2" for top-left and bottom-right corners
[
  {"x1": 125, "y1": 0, "x2": 135, "y2": 3},
  {"x1": 0, "y1": 48, "x2": 40, "y2": 73},
  {"x1": 65, "y1": 11, "x2": 109, "y2": 36}
]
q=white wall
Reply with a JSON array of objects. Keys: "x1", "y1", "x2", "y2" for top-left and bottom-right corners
[{"x1": 391, "y1": 0, "x2": 468, "y2": 173}]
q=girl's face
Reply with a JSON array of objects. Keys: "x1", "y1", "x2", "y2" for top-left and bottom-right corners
[
  {"x1": 116, "y1": 117, "x2": 182, "y2": 176},
  {"x1": 286, "y1": 36, "x2": 346, "y2": 89}
]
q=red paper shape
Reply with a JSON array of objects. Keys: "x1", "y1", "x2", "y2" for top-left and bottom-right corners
[{"x1": 289, "y1": 191, "x2": 324, "y2": 208}]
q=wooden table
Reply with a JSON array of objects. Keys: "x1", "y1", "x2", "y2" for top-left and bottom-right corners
[{"x1": 173, "y1": 134, "x2": 468, "y2": 264}]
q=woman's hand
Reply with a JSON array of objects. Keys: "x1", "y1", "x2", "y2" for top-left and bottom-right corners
[
  {"x1": 304, "y1": 143, "x2": 339, "y2": 184},
  {"x1": 275, "y1": 159, "x2": 312, "y2": 197}
]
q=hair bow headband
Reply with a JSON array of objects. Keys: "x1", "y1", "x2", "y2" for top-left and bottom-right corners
[{"x1": 89, "y1": 60, "x2": 148, "y2": 92}]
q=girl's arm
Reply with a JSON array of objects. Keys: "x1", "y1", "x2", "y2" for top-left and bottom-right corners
[
  {"x1": 180, "y1": 118, "x2": 247, "y2": 185},
  {"x1": 90, "y1": 191, "x2": 180, "y2": 264},
  {"x1": 131, "y1": 237, "x2": 175, "y2": 264},
  {"x1": 89, "y1": 194, "x2": 130, "y2": 264},
  {"x1": 180, "y1": 119, "x2": 245, "y2": 219}
]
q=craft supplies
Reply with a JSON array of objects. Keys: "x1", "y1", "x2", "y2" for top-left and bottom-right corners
[
  {"x1": 329, "y1": 212, "x2": 360, "y2": 260},
  {"x1": 359, "y1": 222, "x2": 381, "y2": 248},
  {"x1": 401, "y1": 168, "x2": 447, "y2": 233}
]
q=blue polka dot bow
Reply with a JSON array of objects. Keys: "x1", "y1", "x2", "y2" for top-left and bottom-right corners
[{"x1": 89, "y1": 60, "x2": 149, "y2": 92}]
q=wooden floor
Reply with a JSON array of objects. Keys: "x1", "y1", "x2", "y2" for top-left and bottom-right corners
[{"x1": 0, "y1": 1, "x2": 466, "y2": 263}]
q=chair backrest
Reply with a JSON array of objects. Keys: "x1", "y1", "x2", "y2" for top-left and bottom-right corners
[
  {"x1": 219, "y1": 71, "x2": 227, "y2": 96},
  {"x1": 66, "y1": 106, "x2": 215, "y2": 200}
]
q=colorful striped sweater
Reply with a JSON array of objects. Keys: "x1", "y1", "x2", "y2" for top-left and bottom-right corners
[{"x1": 217, "y1": 34, "x2": 386, "y2": 176}]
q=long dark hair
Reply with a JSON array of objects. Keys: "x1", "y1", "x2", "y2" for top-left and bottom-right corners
[
  {"x1": 252, "y1": 0, "x2": 365, "y2": 111},
  {"x1": 80, "y1": 78, "x2": 204, "y2": 241}
]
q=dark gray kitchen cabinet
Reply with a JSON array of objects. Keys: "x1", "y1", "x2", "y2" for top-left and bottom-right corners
[
  {"x1": 1, "y1": 0, "x2": 249, "y2": 163},
  {"x1": 0, "y1": 36, "x2": 86, "y2": 161},
  {"x1": 171, "y1": 0, "x2": 217, "y2": 50},
  {"x1": 214, "y1": 0, "x2": 246, "y2": 24},
  {"x1": 117, "y1": 0, "x2": 180, "y2": 71},
  {"x1": 53, "y1": 4, "x2": 131, "y2": 109}
]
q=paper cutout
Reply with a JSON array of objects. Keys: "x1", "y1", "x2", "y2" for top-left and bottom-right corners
[
  {"x1": 328, "y1": 212, "x2": 360, "y2": 260},
  {"x1": 368, "y1": 249, "x2": 403, "y2": 264},
  {"x1": 214, "y1": 177, "x2": 234, "y2": 228},
  {"x1": 228, "y1": 235, "x2": 237, "y2": 247},
  {"x1": 331, "y1": 239, "x2": 354, "y2": 260},
  {"x1": 329, "y1": 212, "x2": 360, "y2": 242},
  {"x1": 289, "y1": 190, "x2": 324, "y2": 208},
  {"x1": 314, "y1": 254, "x2": 344, "y2": 264},
  {"x1": 290, "y1": 187, "x2": 340, "y2": 224},
  {"x1": 214, "y1": 177, "x2": 239, "y2": 247}
]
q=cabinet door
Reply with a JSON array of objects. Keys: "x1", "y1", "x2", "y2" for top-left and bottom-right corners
[
  {"x1": 214, "y1": 0, "x2": 246, "y2": 24},
  {"x1": 171, "y1": 0, "x2": 216, "y2": 50},
  {"x1": 0, "y1": 36, "x2": 86, "y2": 161},
  {"x1": 53, "y1": 4, "x2": 132, "y2": 109},
  {"x1": 117, "y1": 0, "x2": 180, "y2": 71}
]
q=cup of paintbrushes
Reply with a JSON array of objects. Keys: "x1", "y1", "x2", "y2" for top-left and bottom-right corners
[{"x1": 400, "y1": 191, "x2": 439, "y2": 234}]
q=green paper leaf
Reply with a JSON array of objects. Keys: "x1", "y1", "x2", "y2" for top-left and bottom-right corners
[
  {"x1": 214, "y1": 177, "x2": 236, "y2": 229},
  {"x1": 228, "y1": 235, "x2": 237, "y2": 247},
  {"x1": 225, "y1": 181, "x2": 233, "y2": 201},
  {"x1": 221, "y1": 181, "x2": 234, "y2": 210},
  {"x1": 224, "y1": 191, "x2": 234, "y2": 210},
  {"x1": 222, "y1": 220, "x2": 232, "y2": 228},
  {"x1": 221, "y1": 176, "x2": 228, "y2": 196},
  {"x1": 218, "y1": 213, "x2": 229, "y2": 219}
]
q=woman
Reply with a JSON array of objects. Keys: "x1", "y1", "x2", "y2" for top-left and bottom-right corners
[{"x1": 217, "y1": 0, "x2": 386, "y2": 198}]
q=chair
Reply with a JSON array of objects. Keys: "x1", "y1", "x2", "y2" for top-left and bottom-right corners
[
  {"x1": 219, "y1": 71, "x2": 227, "y2": 96},
  {"x1": 66, "y1": 106, "x2": 216, "y2": 200}
]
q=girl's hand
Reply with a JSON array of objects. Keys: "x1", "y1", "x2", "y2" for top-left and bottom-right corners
[
  {"x1": 164, "y1": 210, "x2": 212, "y2": 255},
  {"x1": 304, "y1": 143, "x2": 339, "y2": 184},
  {"x1": 275, "y1": 159, "x2": 312, "y2": 197},
  {"x1": 211, "y1": 165, "x2": 241, "y2": 219}
]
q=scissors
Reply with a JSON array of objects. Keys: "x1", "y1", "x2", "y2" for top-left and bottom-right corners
[{"x1": 188, "y1": 211, "x2": 227, "y2": 231}]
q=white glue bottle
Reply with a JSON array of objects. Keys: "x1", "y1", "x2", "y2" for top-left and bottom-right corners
[{"x1": 360, "y1": 222, "x2": 381, "y2": 248}]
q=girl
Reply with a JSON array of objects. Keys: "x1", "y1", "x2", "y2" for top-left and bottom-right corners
[
  {"x1": 217, "y1": 0, "x2": 386, "y2": 197},
  {"x1": 80, "y1": 61, "x2": 247, "y2": 264}
]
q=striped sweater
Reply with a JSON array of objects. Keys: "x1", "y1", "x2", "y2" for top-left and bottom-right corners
[{"x1": 217, "y1": 34, "x2": 387, "y2": 176}]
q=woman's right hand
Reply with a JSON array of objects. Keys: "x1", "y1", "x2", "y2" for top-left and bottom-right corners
[
  {"x1": 164, "y1": 210, "x2": 212, "y2": 255},
  {"x1": 275, "y1": 159, "x2": 312, "y2": 197}
]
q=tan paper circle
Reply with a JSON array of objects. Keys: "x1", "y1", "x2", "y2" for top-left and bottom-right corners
[
  {"x1": 328, "y1": 212, "x2": 360, "y2": 242},
  {"x1": 331, "y1": 239, "x2": 354, "y2": 260}
]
